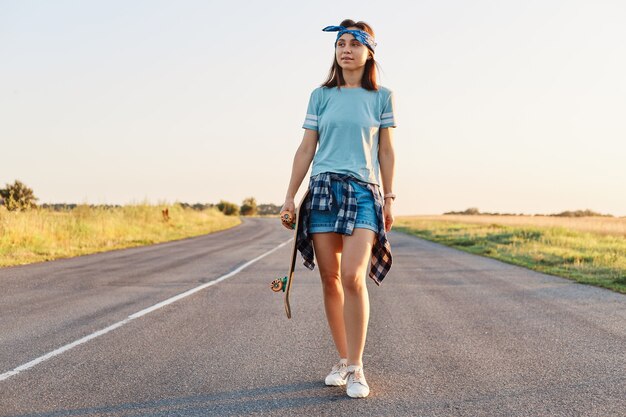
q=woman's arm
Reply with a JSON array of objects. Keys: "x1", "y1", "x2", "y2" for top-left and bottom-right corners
[
  {"x1": 285, "y1": 129, "x2": 318, "y2": 201},
  {"x1": 280, "y1": 129, "x2": 317, "y2": 229},
  {"x1": 378, "y1": 127, "x2": 395, "y2": 231}
]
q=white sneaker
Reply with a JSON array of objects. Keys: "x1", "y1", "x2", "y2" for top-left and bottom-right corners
[
  {"x1": 325, "y1": 360, "x2": 349, "y2": 386},
  {"x1": 346, "y1": 366, "x2": 370, "y2": 398}
]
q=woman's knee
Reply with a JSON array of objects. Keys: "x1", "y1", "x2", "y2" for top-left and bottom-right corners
[
  {"x1": 320, "y1": 271, "x2": 342, "y2": 292},
  {"x1": 340, "y1": 271, "x2": 367, "y2": 295}
]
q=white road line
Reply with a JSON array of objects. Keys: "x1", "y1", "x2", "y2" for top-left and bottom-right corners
[{"x1": 0, "y1": 238, "x2": 293, "y2": 382}]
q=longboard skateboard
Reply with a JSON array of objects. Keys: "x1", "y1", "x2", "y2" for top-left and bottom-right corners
[{"x1": 270, "y1": 189, "x2": 310, "y2": 319}]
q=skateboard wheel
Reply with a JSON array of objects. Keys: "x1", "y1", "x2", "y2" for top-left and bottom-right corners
[
  {"x1": 280, "y1": 211, "x2": 296, "y2": 229},
  {"x1": 270, "y1": 276, "x2": 287, "y2": 292},
  {"x1": 270, "y1": 279, "x2": 282, "y2": 292}
]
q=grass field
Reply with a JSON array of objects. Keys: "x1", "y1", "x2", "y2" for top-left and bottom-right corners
[
  {"x1": 409, "y1": 214, "x2": 626, "y2": 237},
  {"x1": 0, "y1": 204, "x2": 241, "y2": 267},
  {"x1": 3, "y1": 207, "x2": 625, "y2": 296},
  {"x1": 394, "y1": 215, "x2": 626, "y2": 294}
]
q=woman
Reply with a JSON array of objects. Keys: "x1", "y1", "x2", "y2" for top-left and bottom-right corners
[{"x1": 280, "y1": 19, "x2": 396, "y2": 399}]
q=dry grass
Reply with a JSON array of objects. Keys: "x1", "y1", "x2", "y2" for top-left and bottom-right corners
[
  {"x1": 0, "y1": 204, "x2": 241, "y2": 267},
  {"x1": 399, "y1": 214, "x2": 626, "y2": 237}
]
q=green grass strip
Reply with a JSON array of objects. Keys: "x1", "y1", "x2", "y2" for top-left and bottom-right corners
[{"x1": 394, "y1": 217, "x2": 626, "y2": 294}]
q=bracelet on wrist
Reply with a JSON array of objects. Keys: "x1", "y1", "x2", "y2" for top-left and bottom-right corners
[{"x1": 383, "y1": 193, "x2": 396, "y2": 201}]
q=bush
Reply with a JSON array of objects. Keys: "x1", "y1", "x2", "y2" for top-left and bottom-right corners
[
  {"x1": 444, "y1": 207, "x2": 480, "y2": 215},
  {"x1": 0, "y1": 180, "x2": 38, "y2": 211},
  {"x1": 257, "y1": 203, "x2": 281, "y2": 215},
  {"x1": 217, "y1": 200, "x2": 240, "y2": 216},
  {"x1": 551, "y1": 209, "x2": 612, "y2": 218},
  {"x1": 240, "y1": 197, "x2": 257, "y2": 216}
]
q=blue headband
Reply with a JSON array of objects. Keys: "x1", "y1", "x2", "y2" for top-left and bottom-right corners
[{"x1": 322, "y1": 25, "x2": 377, "y2": 53}]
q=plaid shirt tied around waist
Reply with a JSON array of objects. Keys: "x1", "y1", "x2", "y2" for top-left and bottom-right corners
[{"x1": 296, "y1": 172, "x2": 393, "y2": 286}]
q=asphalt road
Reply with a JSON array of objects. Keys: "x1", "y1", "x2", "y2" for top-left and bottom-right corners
[{"x1": 1, "y1": 217, "x2": 625, "y2": 416}]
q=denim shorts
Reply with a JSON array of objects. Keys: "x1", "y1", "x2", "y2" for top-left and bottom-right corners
[{"x1": 308, "y1": 179, "x2": 379, "y2": 234}]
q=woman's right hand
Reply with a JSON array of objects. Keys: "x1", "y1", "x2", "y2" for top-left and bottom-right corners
[{"x1": 279, "y1": 199, "x2": 296, "y2": 230}]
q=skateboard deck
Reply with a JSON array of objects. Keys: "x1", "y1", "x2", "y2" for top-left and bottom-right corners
[{"x1": 270, "y1": 189, "x2": 310, "y2": 319}]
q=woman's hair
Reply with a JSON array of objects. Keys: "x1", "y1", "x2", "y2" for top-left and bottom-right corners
[{"x1": 321, "y1": 19, "x2": 378, "y2": 91}]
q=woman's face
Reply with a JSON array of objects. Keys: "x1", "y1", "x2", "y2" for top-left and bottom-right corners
[{"x1": 335, "y1": 27, "x2": 370, "y2": 70}]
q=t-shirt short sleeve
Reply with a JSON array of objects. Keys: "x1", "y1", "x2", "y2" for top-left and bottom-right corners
[
  {"x1": 302, "y1": 88, "x2": 320, "y2": 131},
  {"x1": 380, "y1": 90, "x2": 397, "y2": 128}
]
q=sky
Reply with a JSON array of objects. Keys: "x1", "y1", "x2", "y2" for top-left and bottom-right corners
[{"x1": 1, "y1": 0, "x2": 625, "y2": 216}]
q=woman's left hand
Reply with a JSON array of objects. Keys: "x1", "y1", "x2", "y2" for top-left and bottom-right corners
[{"x1": 383, "y1": 200, "x2": 394, "y2": 232}]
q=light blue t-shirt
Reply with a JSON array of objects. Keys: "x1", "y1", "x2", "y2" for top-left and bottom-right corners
[{"x1": 302, "y1": 86, "x2": 397, "y2": 186}]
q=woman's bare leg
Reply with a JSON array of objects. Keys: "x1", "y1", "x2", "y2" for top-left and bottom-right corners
[
  {"x1": 341, "y1": 228, "x2": 376, "y2": 367},
  {"x1": 312, "y1": 232, "x2": 347, "y2": 359}
]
